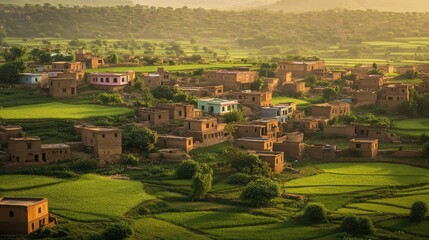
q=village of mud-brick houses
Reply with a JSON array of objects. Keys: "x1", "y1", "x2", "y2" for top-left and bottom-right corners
[
  {"x1": 3, "y1": 50, "x2": 429, "y2": 175},
  {"x1": 3, "y1": 49, "x2": 429, "y2": 235}
]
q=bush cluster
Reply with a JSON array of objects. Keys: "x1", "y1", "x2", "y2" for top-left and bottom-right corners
[
  {"x1": 340, "y1": 216, "x2": 375, "y2": 236},
  {"x1": 303, "y1": 203, "x2": 328, "y2": 223},
  {"x1": 240, "y1": 178, "x2": 280, "y2": 206},
  {"x1": 176, "y1": 160, "x2": 201, "y2": 179},
  {"x1": 228, "y1": 173, "x2": 253, "y2": 185},
  {"x1": 410, "y1": 201, "x2": 428, "y2": 222}
]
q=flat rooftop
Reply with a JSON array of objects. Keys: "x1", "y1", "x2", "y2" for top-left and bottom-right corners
[
  {"x1": 41, "y1": 144, "x2": 70, "y2": 149},
  {"x1": 0, "y1": 197, "x2": 46, "y2": 207},
  {"x1": 9, "y1": 137, "x2": 40, "y2": 141},
  {"x1": 350, "y1": 138, "x2": 378, "y2": 143},
  {"x1": 0, "y1": 126, "x2": 22, "y2": 131},
  {"x1": 158, "y1": 135, "x2": 191, "y2": 140},
  {"x1": 198, "y1": 98, "x2": 238, "y2": 105},
  {"x1": 237, "y1": 137, "x2": 272, "y2": 142}
]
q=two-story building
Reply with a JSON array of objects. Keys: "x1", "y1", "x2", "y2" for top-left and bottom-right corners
[
  {"x1": 141, "y1": 68, "x2": 171, "y2": 89},
  {"x1": 355, "y1": 75, "x2": 386, "y2": 91},
  {"x1": 138, "y1": 108, "x2": 170, "y2": 127},
  {"x1": 349, "y1": 138, "x2": 379, "y2": 159},
  {"x1": 178, "y1": 117, "x2": 226, "y2": 148},
  {"x1": 49, "y1": 78, "x2": 77, "y2": 98},
  {"x1": 378, "y1": 84, "x2": 411, "y2": 109},
  {"x1": 0, "y1": 126, "x2": 24, "y2": 145},
  {"x1": 157, "y1": 135, "x2": 194, "y2": 153},
  {"x1": 277, "y1": 61, "x2": 326, "y2": 78},
  {"x1": 261, "y1": 102, "x2": 297, "y2": 123},
  {"x1": 0, "y1": 197, "x2": 55, "y2": 235},
  {"x1": 231, "y1": 91, "x2": 272, "y2": 109},
  {"x1": 18, "y1": 73, "x2": 49, "y2": 85},
  {"x1": 205, "y1": 70, "x2": 257, "y2": 91},
  {"x1": 88, "y1": 71, "x2": 136, "y2": 91}
]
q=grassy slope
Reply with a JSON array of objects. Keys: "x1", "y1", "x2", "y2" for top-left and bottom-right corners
[
  {"x1": 392, "y1": 118, "x2": 429, "y2": 136},
  {"x1": 272, "y1": 96, "x2": 311, "y2": 106},
  {"x1": 0, "y1": 174, "x2": 154, "y2": 221}
]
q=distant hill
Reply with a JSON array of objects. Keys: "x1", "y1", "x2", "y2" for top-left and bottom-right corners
[
  {"x1": 263, "y1": 0, "x2": 429, "y2": 12},
  {"x1": 133, "y1": 0, "x2": 277, "y2": 9},
  {"x1": 0, "y1": 0, "x2": 133, "y2": 6}
]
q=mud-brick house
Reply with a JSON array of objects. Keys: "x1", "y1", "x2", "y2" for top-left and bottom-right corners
[
  {"x1": 141, "y1": 68, "x2": 172, "y2": 89},
  {"x1": 7, "y1": 137, "x2": 71, "y2": 164},
  {"x1": 378, "y1": 84, "x2": 411, "y2": 109},
  {"x1": 417, "y1": 75, "x2": 429, "y2": 93},
  {"x1": 236, "y1": 137, "x2": 276, "y2": 151},
  {"x1": 77, "y1": 126, "x2": 122, "y2": 165},
  {"x1": 254, "y1": 151, "x2": 285, "y2": 174},
  {"x1": 309, "y1": 144, "x2": 339, "y2": 161},
  {"x1": 197, "y1": 98, "x2": 239, "y2": 115},
  {"x1": 273, "y1": 132, "x2": 305, "y2": 160},
  {"x1": 178, "y1": 117, "x2": 226, "y2": 148},
  {"x1": 349, "y1": 138, "x2": 378, "y2": 159},
  {"x1": 156, "y1": 103, "x2": 195, "y2": 121},
  {"x1": 88, "y1": 71, "x2": 136, "y2": 91},
  {"x1": 0, "y1": 197, "x2": 56, "y2": 235},
  {"x1": 138, "y1": 108, "x2": 170, "y2": 127},
  {"x1": 311, "y1": 101, "x2": 351, "y2": 120},
  {"x1": 234, "y1": 119, "x2": 279, "y2": 140},
  {"x1": 353, "y1": 90, "x2": 378, "y2": 106},
  {"x1": 0, "y1": 126, "x2": 24, "y2": 145},
  {"x1": 49, "y1": 78, "x2": 77, "y2": 98},
  {"x1": 205, "y1": 70, "x2": 257, "y2": 91},
  {"x1": 355, "y1": 75, "x2": 386, "y2": 91},
  {"x1": 277, "y1": 61, "x2": 326, "y2": 78},
  {"x1": 179, "y1": 85, "x2": 224, "y2": 98},
  {"x1": 75, "y1": 49, "x2": 105, "y2": 69},
  {"x1": 157, "y1": 135, "x2": 194, "y2": 152},
  {"x1": 231, "y1": 91, "x2": 272, "y2": 109}
]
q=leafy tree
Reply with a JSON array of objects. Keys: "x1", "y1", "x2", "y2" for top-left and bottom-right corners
[
  {"x1": 251, "y1": 77, "x2": 265, "y2": 91},
  {"x1": 228, "y1": 173, "x2": 252, "y2": 185},
  {"x1": 2, "y1": 46, "x2": 26, "y2": 61},
  {"x1": 305, "y1": 74, "x2": 318, "y2": 87},
  {"x1": 192, "y1": 68, "x2": 205, "y2": 76},
  {"x1": 240, "y1": 178, "x2": 280, "y2": 206},
  {"x1": 303, "y1": 203, "x2": 328, "y2": 223},
  {"x1": 223, "y1": 111, "x2": 245, "y2": 123},
  {"x1": 340, "y1": 216, "x2": 375, "y2": 236},
  {"x1": 173, "y1": 91, "x2": 198, "y2": 106},
  {"x1": 224, "y1": 147, "x2": 272, "y2": 176},
  {"x1": 410, "y1": 201, "x2": 428, "y2": 222},
  {"x1": 152, "y1": 86, "x2": 178, "y2": 100},
  {"x1": 176, "y1": 160, "x2": 201, "y2": 179},
  {"x1": 191, "y1": 164, "x2": 213, "y2": 201},
  {"x1": 30, "y1": 48, "x2": 52, "y2": 64},
  {"x1": 109, "y1": 53, "x2": 119, "y2": 64},
  {"x1": 122, "y1": 153, "x2": 139, "y2": 166},
  {"x1": 258, "y1": 62, "x2": 277, "y2": 78},
  {"x1": 0, "y1": 60, "x2": 28, "y2": 83},
  {"x1": 322, "y1": 88, "x2": 338, "y2": 101},
  {"x1": 122, "y1": 125, "x2": 158, "y2": 154},
  {"x1": 101, "y1": 222, "x2": 132, "y2": 240},
  {"x1": 337, "y1": 113, "x2": 357, "y2": 124}
]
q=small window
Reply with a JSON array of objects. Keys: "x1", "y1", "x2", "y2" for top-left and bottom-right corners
[
  {"x1": 62, "y1": 88, "x2": 67, "y2": 93},
  {"x1": 206, "y1": 123, "x2": 210, "y2": 128},
  {"x1": 102, "y1": 134, "x2": 105, "y2": 138},
  {"x1": 356, "y1": 144, "x2": 361, "y2": 149},
  {"x1": 106, "y1": 78, "x2": 110, "y2": 83},
  {"x1": 32, "y1": 223, "x2": 34, "y2": 230},
  {"x1": 38, "y1": 207, "x2": 41, "y2": 214},
  {"x1": 9, "y1": 211, "x2": 14, "y2": 217},
  {"x1": 100, "y1": 78, "x2": 104, "y2": 82},
  {"x1": 115, "y1": 133, "x2": 118, "y2": 138},
  {"x1": 158, "y1": 115, "x2": 161, "y2": 119},
  {"x1": 27, "y1": 143, "x2": 32, "y2": 149},
  {"x1": 113, "y1": 78, "x2": 118, "y2": 83}
]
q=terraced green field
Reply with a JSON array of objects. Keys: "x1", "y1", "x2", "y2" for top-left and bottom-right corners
[
  {"x1": 272, "y1": 96, "x2": 310, "y2": 106},
  {"x1": 392, "y1": 118, "x2": 429, "y2": 136},
  {"x1": 0, "y1": 174, "x2": 154, "y2": 221},
  {"x1": 0, "y1": 102, "x2": 133, "y2": 119}
]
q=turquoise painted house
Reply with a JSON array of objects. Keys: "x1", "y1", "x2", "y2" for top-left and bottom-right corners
[
  {"x1": 18, "y1": 73, "x2": 48, "y2": 85},
  {"x1": 197, "y1": 98, "x2": 239, "y2": 115}
]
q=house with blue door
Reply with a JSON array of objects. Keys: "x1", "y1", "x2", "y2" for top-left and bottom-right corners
[{"x1": 197, "y1": 98, "x2": 239, "y2": 115}]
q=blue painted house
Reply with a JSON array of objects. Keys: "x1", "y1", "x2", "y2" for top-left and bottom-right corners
[{"x1": 261, "y1": 102, "x2": 296, "y2": 123}]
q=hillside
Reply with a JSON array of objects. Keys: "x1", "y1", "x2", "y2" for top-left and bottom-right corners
[
  {"x1": 0, "y1": 0, "x2": 133, "y2": 6},
  {"x1": 264, "y1": 0, "x2": 429, "y2": 12}
]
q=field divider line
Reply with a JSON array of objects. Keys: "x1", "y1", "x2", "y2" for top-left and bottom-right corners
[
  {"x1": 0, "y1": 180, "x2": 68, "y2": 192},
  {"x1": 318, "y1": 172, "x2": 428, "y2": 177},
  {"x1": 364, "y1": 201, "x2": 411, "y2": 210},
  {"x1": 151, "y1": 216, "x2": 217, "y2": 240}
]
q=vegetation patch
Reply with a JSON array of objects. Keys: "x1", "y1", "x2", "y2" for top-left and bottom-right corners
[
  {"x1": 378, "y1": 218, "x2": 429, "y2": 237},
  {"x1": 0, "y1": 174, "x2": 65, "y2": 191},
  {"x1": 0, "y1": 102, "x2": 133, "y2": 119},
  {"x1": 156, "y1": 211, "x2": 278, "y2": 230},
  {"x1": 130, "y1": 217, "x2": 211, "y2": 240},
  {"x1": 272, "y1": 96, "x2": 310, "y2": 106},
  {"x1": 392, "y1": 118, "x2": 429, "y2": 136}
]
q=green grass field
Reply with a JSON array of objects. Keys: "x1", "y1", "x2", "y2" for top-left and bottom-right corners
[
  {"x1": 0, "y1": 174, "x2": 65, "y2": 191},
  {"x1": 272, "y1": 96, "x2": 310, "y2": 106},
  {"x1": 0, "y1": 174, "x2": 154, "y2": 221},
  {"x1": 156, "y1": 211, "x2": 278, "y2": 230},
  {"x1": 392, "y1": 118, "x2": 429, "y2": 136},
  {"x1": 0, "y1": 102, "x2": 133, "y2": 119},
  {"x1": 378, "y1": 218, "x2": 429, "y2": 237},
  {"x1": 130, "y1": 218, "x2": 211, "y2": 240},
  {"x1": 86, "y1": 63, "x2": 251, "y2": 73}
]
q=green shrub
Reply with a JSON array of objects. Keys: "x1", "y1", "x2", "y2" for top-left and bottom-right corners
[
  {"x1": 240, "y1": 178, "x2": 280, "y2": 206},
  {"x1": 176, "y1": 160, "x2": 201, "y2": 179},
  {"x1": 303, "y1": 203, "x2": 328, "y2": 223},
  {"x1": 122, "y1": 153, "x2": 139, "y2": 166},
  {"x1": 101, "y1": 222, "x2": 132, "y2": 240},
  {"x1": 96, "y1": 93, "x2": 125, "y2": 105},
  {"x1": 71, "y1": 159, "x2": 98, "y2": 172},
  {"x1": 228, "y1": 173, "x2": 252, "y2": 185},
  {"x1": 340, "y1": 216, "x2": 375, "y2": 236},
  {"x1": 223, "y1": 111, "x2": 245, "y2": 123},
  {"x1": 410, "y1": 201, "x2": 428, "y2": 222},
  {"x1": 191, "y1": 164, "x2": 213, "y2": 201}
]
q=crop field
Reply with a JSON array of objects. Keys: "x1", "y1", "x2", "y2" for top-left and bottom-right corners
[
  {"x1": 378, "y1": 218, "x2": 429, "y2": 237},
  {"x1": 87, "y1": 63, "x2": 253, "y2": 73},
  {"x1": 272, "y1": 96, "x2": 310, "y2": 106},
  {"x1": 391, "y1": 118, "x2": 429, "y2": 136},
  {"x1": 130, "y1": 218, "x2": 211, "y2": 240},
  {"x1": 0, "y1": 102, "x2": 133, "y2": 119},
  {"x1": 0, "y1": 174, "x2": 154, "y2": 221},
  {"x1": 156, "y1": 211, "x2": 278, "y2": 230},
  {"x1": 0, "y1": 174, "x2": 65, "y2": 191}
]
